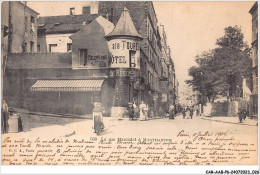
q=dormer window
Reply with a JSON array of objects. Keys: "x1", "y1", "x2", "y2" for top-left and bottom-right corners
[
  {"x1": 79, "y1": 49, "x2": 88, "y2": 66},
  {"x1": 82, "y1": 6, "x2": 90, "y2": 14},
  {"x1": 70, "y1": 8, "x2": 75, "y2": 15}
]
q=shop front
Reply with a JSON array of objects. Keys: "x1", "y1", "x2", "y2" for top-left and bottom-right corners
[{"x1": 30, "y1": 79, "x2": 112, "y2": 115}]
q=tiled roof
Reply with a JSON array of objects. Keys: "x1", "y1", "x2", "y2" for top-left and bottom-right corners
[
  {"x1": 38, "y1": 14, "x2": 99, "y2": 34},
  {"x1": 6, "y1": 53, "x2": 72, "y2": 69},
  {"x1": 105, "y1": 7, "x2": 142, "y2": 40}
]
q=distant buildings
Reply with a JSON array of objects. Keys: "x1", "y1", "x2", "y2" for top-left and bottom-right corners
[
  {"x1": 1, "y1": 1, "x2": 39, "y2": 104},
  {"x1": 3, "y1": 2, "x2": 178, "y2": 117},
  {"x1": 1, "y1": 2, "x2": 39, "y2": 54},
  {"x1": 249, "y1": 2, "x2": 258, "y2": 118}
]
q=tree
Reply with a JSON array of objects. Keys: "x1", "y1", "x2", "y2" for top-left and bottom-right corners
[
  {"x1": 187, "y1": 26, "x2": 252, "y2": 101},
  {"x1": 187, "y1": 51, "x2": 218, "y2": 102}
]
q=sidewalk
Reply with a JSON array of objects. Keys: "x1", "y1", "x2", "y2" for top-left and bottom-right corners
[
  {"x1": 200, "y1": 115, "x2": 258, "y2": 126},
  {"x1": 13, "y1": 108, "x2": 93, "y2": 119}
]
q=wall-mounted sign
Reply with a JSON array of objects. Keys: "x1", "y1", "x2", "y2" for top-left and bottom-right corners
[
  {"x1": 108, "y1": 39, "x2": 140, "y2": 69},
  {"x1": 109, "y1": 69, "x2": 138, "y2": 77},
  {"x1": 88, "y1": 55, "x2": 108, "y2": 68}
]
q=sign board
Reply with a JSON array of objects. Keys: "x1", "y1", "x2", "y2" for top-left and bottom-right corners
[
  {"x1": 87, "y1": 55, "x2": 108, "y2": 68},
  {"x1": 109, "y1": 69, "x2": 137, "y2": 77},
  {"x1": 162, "y1": 94, "x2": 167, "y2": 102},
  {"x1": 108, "y1": 39, "x2": 140, "y2": 69}
]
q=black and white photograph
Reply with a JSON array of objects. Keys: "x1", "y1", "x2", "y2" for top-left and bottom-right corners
[{"x1": 1, "y1": 1, "x2": 259, "y2": 171}]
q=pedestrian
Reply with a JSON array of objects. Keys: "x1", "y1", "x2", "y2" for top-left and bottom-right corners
[
  {"x1": 190, "y1": 106, "x2": 194, "y2": 119},
  {"x1": 159, "y1": 107, "x2": 163, "y2": 118},
  {"x1": 196, "y1": 108, "x2": 199, "y2": 117},
  {"x1": 186, "y1": 106, "x2": 191, "y2": 119},
  {"x1": 2, "y1": 100, "x2": 9, "y2": 134},
  {"x1": 182, "y1": 107, "x2": 186, "y2": 119},
  {"x1": 92, "y1": 102, "x2": 104, "y2": 135},
  {"x1": 139, "y1": 101, "x2": 146, "y2": 121},
  {"x1": 133, "y1": 102, "x2": 139, "y2": 119},
  {"x1": 169, "y1": 104, "x2": 175, "y2": 120},
  {"x1": 127, "y1": 102, "x2": 134, "y2": 121},
  {"x1": 144, "y1": 103, "x2": 149, "y2": 120},
  {"x1": 238, "y1": 108, "x2": 247, "y2": 123}
]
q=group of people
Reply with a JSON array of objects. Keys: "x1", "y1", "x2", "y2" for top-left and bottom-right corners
[
  {"x1": 127, "y1": 101, "x2": 149, "y2": 121},
  {"x1": 238, "y1": 108, "x2": 247, "y2": 123},
  {"x1": 181, "y1": 106, "x2": 199, "y2": 119}
]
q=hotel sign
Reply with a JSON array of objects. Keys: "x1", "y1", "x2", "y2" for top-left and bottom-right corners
[{"x1": 108, "y1": 39, "x2": 140, "y2": 69}]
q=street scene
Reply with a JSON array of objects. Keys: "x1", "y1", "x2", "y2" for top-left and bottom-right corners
[
  {"x1": 1, "y1": 1, "x2": 258, "y2": 167},
  {"x1": 3, "y1": 108, "x2": 257, "y2": 139}
]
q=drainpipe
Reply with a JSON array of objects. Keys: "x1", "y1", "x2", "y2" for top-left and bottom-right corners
[{"x1": 8, "y1": 1, "x2": 12, "y2": 53}]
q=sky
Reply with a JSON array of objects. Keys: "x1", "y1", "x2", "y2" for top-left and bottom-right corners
[
  {"x1": 27, "y1": 1, "x2": 255, "y2": 95},
  {"x1": 153, "y1": 1, "x2": 254, "y2": 89}
]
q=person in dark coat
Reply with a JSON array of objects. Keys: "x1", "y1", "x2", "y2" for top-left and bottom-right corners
[
  {"x1": 127, "y1": 103, "x2": 134, "y2": 121},
  {"x1": 190, "y1": 106, "x2": 194, "y2": 119},
  {"x1": 182, "y1": 107, "x2": 186, "y2": 119},
  {"x1": 238, "y1": 108, "x2": 247, "y2": 123}
]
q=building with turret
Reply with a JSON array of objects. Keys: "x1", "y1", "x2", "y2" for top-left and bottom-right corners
[{"x1": 3, "y1": 2, "x2": 178, "y2": 117}]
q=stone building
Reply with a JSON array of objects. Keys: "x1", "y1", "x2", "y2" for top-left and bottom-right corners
[
  {"x1": 98, "y1": 1, "x2": 176, "y2": 113},
  {"x1": 1, "y1": 1, "x2": 39, "y2": 53},
  {"x1": 249, "y1": 2, "x2": 258, "y2": 118},
  {"x1": 3, "y1": 2, "x2": 178, "y2": 117},
  {"x1": 4, "y1": 16, "x2": 114, "y2": 115},
  {"x1": 1, "y1": 1, "x2": 39, "y2": 106}
]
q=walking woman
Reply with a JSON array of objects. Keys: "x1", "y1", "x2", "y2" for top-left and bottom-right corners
[
  {"x1": 169, "y1": 104, "x2": 175, "y2": 120},
  {"x1": 133, "y1": 102, "x2": 139, "y2": 119},
  {"x1": 139, "y1": 101, "x2": 146, "y2": 121},
  {"x1": 93, "y1": 102, "x2": 104, "y2": 135}
]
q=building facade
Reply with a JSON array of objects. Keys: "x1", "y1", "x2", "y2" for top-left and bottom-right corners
[
  {"x1": 1, "y1": 1, "x2": 39, "y2": 53},
  {"x1": 249, "y1": 2, "x2": 258, "y2": 118},
  {"x1": 3, "y1": 2, "x2": 178, "y2": 117},
  {"x1": 1, "y1": 1, "x2": 39, "y2": 108},
  {"x1": 37, "y1": 14, "x2": 99, "y2": 53}
]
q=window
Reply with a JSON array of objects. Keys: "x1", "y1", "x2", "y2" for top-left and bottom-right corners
[
  {"x1": 25, "y1": 16, "x2": 28, "y2": 31},
  {"x1": 37, "y1": 45, "x2": 40, "y2": 53},
  {"x1": 30, "y1": 41, "x2": 34, "y2": 53},
  {"x1": 70, "y1": 8, "x2": 75, "y2": 15},
  {"x1": 31, "y1": 16, "x2": 35, "y2": 23},
  {"x1": 147, "y1": 22, "x2": 149, "y2": 38},
  {"x1": 129, "y1": 51, "x2": 136, "y2": 68},
  {"x1": 82, "y1": 6, "x2": 90, "y2": 14},
  {"x1": 23, "y1": 42, "x2": 27, "y2": 53},
  {"x1": 79, "y1": 49, "x2": 88, "y2": 66},
  {"x1": 49, "y1": 44, "x2": 57, "y2": 53},
  {"x1": 67, "y1": 43, "x2": 72, "y2": 52},
  {"x1": 109, "y1": 8, "x2": 114, "y2": 22},
  {"x1": 148, "y1": 71, "x2": 150, "y2": 84}
]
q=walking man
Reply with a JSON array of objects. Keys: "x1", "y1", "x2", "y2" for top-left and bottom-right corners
[
  {"x1": 2, "y1": 100, "x2": 9, "y2": 134},
  {"x1": 182, "y1": 106, "x2": 186, "y2": 119}
]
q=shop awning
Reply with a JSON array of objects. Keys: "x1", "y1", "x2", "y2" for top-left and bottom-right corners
[{"x1": 31, "y1": 80, "x2": 104, "y2": 92}]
